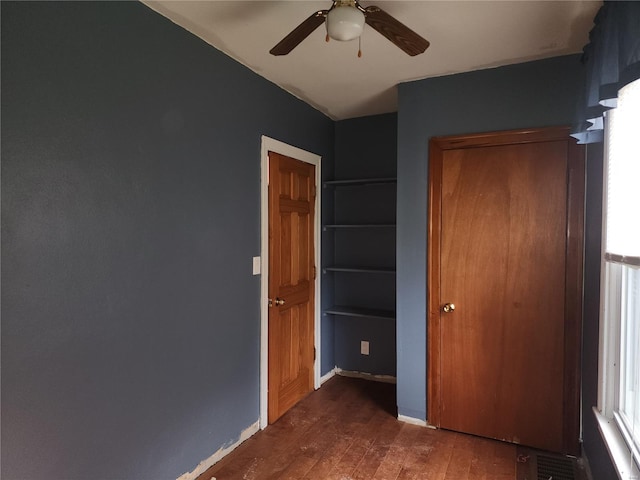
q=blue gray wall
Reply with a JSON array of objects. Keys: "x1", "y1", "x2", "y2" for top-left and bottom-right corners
[
  {"x1": 1, "y1": 2, "x2": 333, "y2": 479},
  {"x1": 396, "y1": 55, "x2": 586, "y2": 419}
]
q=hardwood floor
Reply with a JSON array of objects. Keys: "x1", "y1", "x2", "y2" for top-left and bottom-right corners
[{"x1": 199, "y1": 375, "x2": 518, "y2": 480}]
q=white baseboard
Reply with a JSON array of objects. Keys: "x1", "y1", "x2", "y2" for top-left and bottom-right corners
[
  {"x1": 335, "y1": 368, "x2": 397, "y2": 384},
  {"x1": 177, "y1": 420, "x2": 260, "y2": 480},
  {"x1": 320, "y1": 367, "x2": 338, "y2": 385},
  {"x1": 397, "y1": 414, "x2": 436, "y2": 428}
]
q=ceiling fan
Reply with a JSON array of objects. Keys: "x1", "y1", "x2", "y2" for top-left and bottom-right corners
[{"x1": 269, "y1": 0, "x2": 430, "y2": 57}]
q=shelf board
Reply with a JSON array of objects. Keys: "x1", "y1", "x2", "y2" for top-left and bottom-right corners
[
  {"x1": 323, "y1": 177, "x2": 397, "y2": 187},
  {"x1": 324, "y1": 305, "x2": 396, "y2": 320},
  {"x1": 323, "y1": 266, "x2": 396, "y2": 274},
  {"x1": 323, "y1": 224, "x2": 396, "y2": 229}
]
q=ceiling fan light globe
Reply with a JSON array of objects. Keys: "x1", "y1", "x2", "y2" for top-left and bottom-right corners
[{"x1": 326, "y1": 6, "x2": 365, "y2": 41}]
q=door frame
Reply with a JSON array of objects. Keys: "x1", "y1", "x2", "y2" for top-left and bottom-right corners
[
  {"x1": 260, "y1": 136, "x2": 322, "y2": 429},
  {"x1": 426, "y1": 126, "x2": 584, "y2": 454}
]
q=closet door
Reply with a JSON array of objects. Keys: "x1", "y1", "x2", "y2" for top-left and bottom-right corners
[{"x1": 427, "y1": 127, "x2": 584, "y2": 454}]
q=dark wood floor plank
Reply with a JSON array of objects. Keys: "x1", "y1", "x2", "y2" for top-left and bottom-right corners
[
  {"x1": 350, "y1": 408, "x2": 401, "y2": 478},
  {"x1": 198, "y1": 376, "x2": 520, "y2": 480},
  {"x1": 489, "y1": 438, "x2": 518, "y2": 477},
  {"x1": 299, "y1": 435, "x2": 355, "y2": 479},
  {"x1": 443, "y1": 433, "x2": 475, "y2": 479},
  {"x1": 468, "y1": 436, "x2": 495, "y2": 480},
  {"x1": 324, "y1": 434, "x2": 375, "y2": 479},
  {"x1": 276, "y1": 455, "x2": 322, "y2": 480},
  {"x1": 398, "y1": 426, "x2": 453, "y2": 480},
  {"x1": 372, "y1": 413, "x2": 405, "y2": 445},
  {"x1": 371, "y1": 443, "x2": 409, "y2": 480},
  {"x1": 352, "y1": 443, "x2": 392, "y2": 479},
  {"x1": 372, "y1": 423, "x2": 422, "y2": 480}
]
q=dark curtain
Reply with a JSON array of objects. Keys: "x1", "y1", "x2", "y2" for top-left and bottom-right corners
[{"x1": 572, "y1": 1, "x2": 640, "y2": 144}]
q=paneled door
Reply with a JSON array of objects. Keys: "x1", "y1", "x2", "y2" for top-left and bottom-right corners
[
  {"x1": 268, "y1": 151, "x2": 316, "y2": 423},
  {"x1": 427, "y1": 127, "x2": 584, "y2": 454}
]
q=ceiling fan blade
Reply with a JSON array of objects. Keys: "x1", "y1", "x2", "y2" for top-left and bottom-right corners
[
  {"x1": 270, "y1": 10, "x2": 328, "y2": 56},
  {"x1": 364, "y1": 6, "x2": 429, "y2": 56}
]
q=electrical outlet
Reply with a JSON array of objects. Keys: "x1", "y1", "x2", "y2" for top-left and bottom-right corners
[{"x1": 361, "y1": 341, "x2": 369, "y2": 355}]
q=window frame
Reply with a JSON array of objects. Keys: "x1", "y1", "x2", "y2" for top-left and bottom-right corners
[{"x1": 595, "y1": 85, "x2": 640, "y2": 480}]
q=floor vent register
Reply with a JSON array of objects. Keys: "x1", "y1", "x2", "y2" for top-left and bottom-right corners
[{"x1": 516, "y1": 448, "x2": 583, "y2": 480}]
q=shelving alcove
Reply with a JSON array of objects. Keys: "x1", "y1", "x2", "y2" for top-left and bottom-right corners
[{"x1": 322, "y1": 177, "x2": 397, "y2": 321}]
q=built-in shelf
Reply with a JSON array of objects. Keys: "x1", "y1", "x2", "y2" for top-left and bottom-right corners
[
  {"x1": 323, "y1": 224, "x2": 396, "y2": 230},
  {"x1": 323, "y1": 176, "x2": 396, "y2": 326},
  {"x1": 324, "y1": 305, "x2": 396, "y2": 320},
  {"x1": 323, "y1": 177, "x2": 397, "y2": 187},
  {"x1": 323, "y1": 266, "x2": 395, "y2": 274}
]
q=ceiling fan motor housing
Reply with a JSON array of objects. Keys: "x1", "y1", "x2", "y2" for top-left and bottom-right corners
[{"x1": 326, "y1": 4, "x2": 365, "y2": 41}]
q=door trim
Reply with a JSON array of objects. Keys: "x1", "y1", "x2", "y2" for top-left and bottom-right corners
[
  {"x1": 260, "y1": 136, "x2": 321, "y2": 430},
  {"x1": 426, "y1": 126, "x2": 584, "y2": 454}
]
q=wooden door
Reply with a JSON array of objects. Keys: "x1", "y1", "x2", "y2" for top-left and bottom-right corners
[
  {"x1": 268, "y1": 151, "x2": 316, "y2": 423},
  {"x1": 427, "y1": 127, "x2": 584, "y2": 454}
]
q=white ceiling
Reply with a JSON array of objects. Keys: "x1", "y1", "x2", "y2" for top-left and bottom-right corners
[{"x1": 143, "y1": 1, "x2": 601, "y2": 120}]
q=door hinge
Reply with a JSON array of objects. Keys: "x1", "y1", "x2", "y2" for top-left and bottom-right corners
[
  {"x1": 313, "y1": 265, "x2": 317, "y2": 279},
  {"x1": 314, "y1": 347, "x2": 316, "y2": 361}
]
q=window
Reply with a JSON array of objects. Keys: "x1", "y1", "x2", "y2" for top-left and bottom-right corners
[{"x1": 597, "y1": 78, "x2": 640, "y2": 480}]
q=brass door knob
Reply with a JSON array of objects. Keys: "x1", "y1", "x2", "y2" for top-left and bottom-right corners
[
  {"x1": 443, "y1": 303, "x2": 455, "y2": 313},
  {"x1": 275, "y1": 298, "x2": 286, "y2": 306}
]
